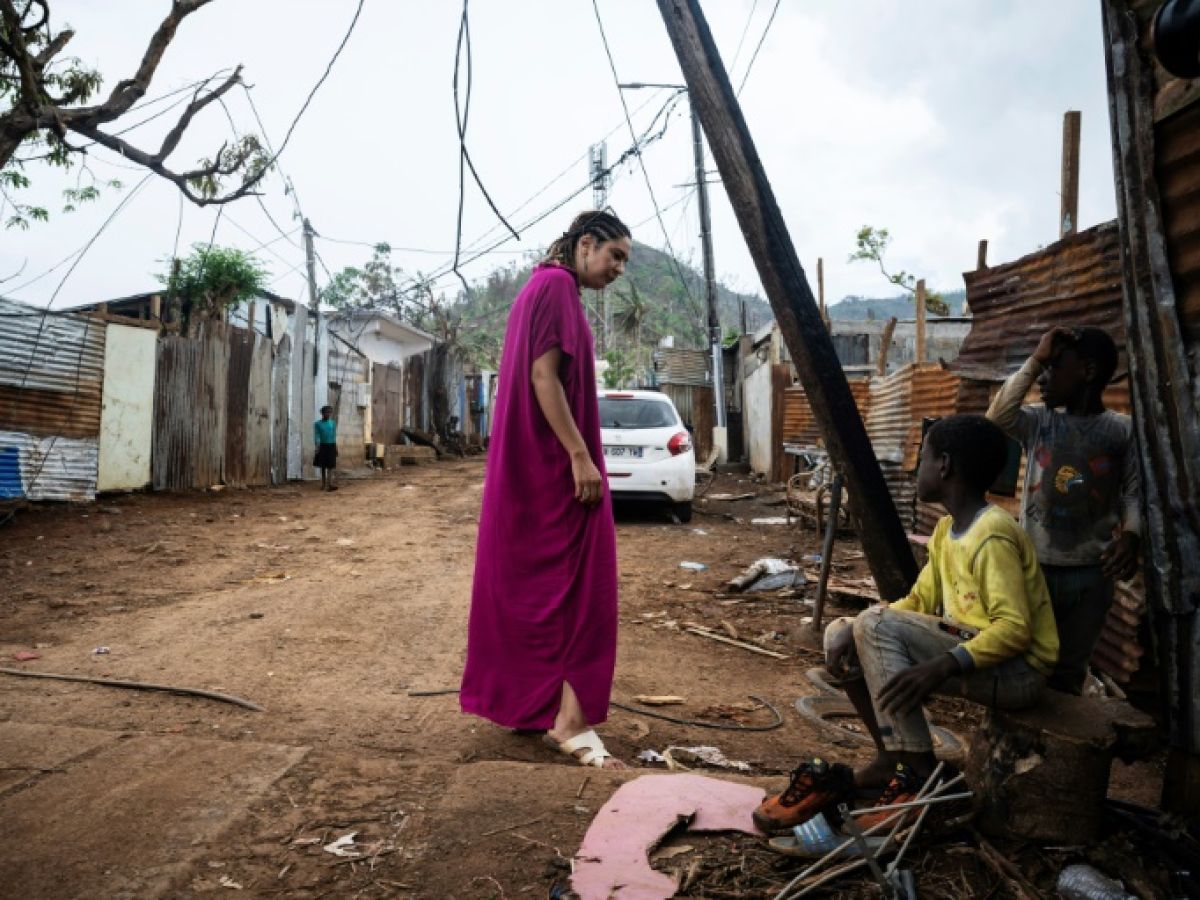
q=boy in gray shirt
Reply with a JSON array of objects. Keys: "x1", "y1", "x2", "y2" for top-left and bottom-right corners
[{"x1": 987, "y1": 326, "x2": 1141, "y2": 693}]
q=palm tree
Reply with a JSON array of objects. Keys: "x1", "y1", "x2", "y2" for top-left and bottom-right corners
[{"x1": 614, "y1": 283, "x2": 649, "y2": 384}]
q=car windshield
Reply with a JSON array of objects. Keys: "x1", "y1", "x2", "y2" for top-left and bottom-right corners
[{"x1": 599, "y1": 397, "x2": 677, "y2": 430}]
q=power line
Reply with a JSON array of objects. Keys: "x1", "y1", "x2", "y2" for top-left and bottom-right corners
[
  {"x1": 590, "y1": 0, "x2": 703, "y2": 324},
  {"x1": 737, "y1": 0, "x2": 783, "y2": 97},
  {"x1": 728, "y1": 0, "x2": 761, "y2": 75}
]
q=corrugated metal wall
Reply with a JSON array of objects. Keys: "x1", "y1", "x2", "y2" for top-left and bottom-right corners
[
  {"x1": 329, "y1": 339, "x2": 368, "y2": 464},
  {"x1": 0, "y1": 299, "x2": 106, "y2": 501},
  {"x1": 658, "y1": 383, "x2": 714, "y2": 461},
  {"x1": 152, "y1": 326, "x2": 272, "y2": 491},
  {"x1": 1157, "y1": 101, "x2": 1200, "y2": 346},
  {"x1": 270, "y1": 335, "x2": 291, "y2": 484},
  {"x1": 653, "y1": 347, "x2": 711, "y2": 387}
]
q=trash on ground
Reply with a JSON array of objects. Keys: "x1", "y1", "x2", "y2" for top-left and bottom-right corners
[
  {"x1": 679, "y1": 561, "x2": 707, "y2": 572},
  {"x1": 727, "y1": 557, "x2": 804, "y2": 593},
  {"x1": 91, "y1": 646, "x2": 110, "y2": 655},
  {"x1": 637, "y1": 749, "x2": 666, "y2": 764},
  {"x1": 662, "y1": 745, "x2": 752, "y2": 772},
  {"x1": 750, "y1": 516, "x2": 791, "y2": 525},
  {"x1": 1056, "y1": 864, "x2": 1137, "y2": 900},
  {"x1": 802, "y1": 553, "x2": 823, "y2": 564},
  {"x1": 649, "y1": 844, "x2": 695, "y2": 862},
  {"x1": 632, "y1": 695, "x2": 686, "y2": 706},
  {"x1": 706, "y1": 492, "x2": 755, "y2": 502},
  {"x1": 218, "y1": 875, "x2": 243, "y2": 890},
  {"x1": 571, "y1": 774, "x2": 765, "y2": 900},
  {"x1": 692, "y1": 529, "x2": 708, "y2": 536},
  {"x1": 748, "y1": 570, "x2": 806, "y2": 593},
  {"x1": 335, "y1": 538, "x2": 355, "y2": 546},
  {"x1": 12, "y1": 651, "x2": 40, "y2": 661},
  {"x1": 322, "y1": 832, "x2": 362, "y2": 858}
]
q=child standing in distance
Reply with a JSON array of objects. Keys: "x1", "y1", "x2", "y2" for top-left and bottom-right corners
[
  {"x1": 988, "y1": 326, "x2": 1141, "y2": 694},
  {"x1": 754, "y1": 415, "x2": 1058, "y2": 835},
  {"x1": 313, "y1": 405, "x2": 338, "y2": 492}
]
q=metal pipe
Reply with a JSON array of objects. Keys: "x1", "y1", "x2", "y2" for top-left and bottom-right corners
[{"x1": 811, "y1": 474, "x2": 843, "y2": 634}]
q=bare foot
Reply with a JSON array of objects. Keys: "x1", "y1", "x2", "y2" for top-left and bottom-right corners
[{"x1": 854, "y1": 755, "x2": 896, "y2": 789}]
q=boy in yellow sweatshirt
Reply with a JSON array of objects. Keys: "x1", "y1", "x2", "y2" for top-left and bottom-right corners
[{"x1": 754, "y1": 415, "x2": 1058, "y2": 834}]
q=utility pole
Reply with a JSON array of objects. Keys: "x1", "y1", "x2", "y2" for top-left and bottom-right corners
[
  {"x1": 691, "y1": 102, "x2": 727, "y2": 459},
  {"x1": 654, "y1": 0, "x2": 918, "y2": 599},
  {"x1": 303, "y1": 217, "x2": 329, "y2": 439},
  {"x1": 619, "y1": 81, "x2": 726, "y2": 460}
]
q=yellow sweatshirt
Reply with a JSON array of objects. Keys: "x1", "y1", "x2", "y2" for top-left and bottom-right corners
[{"x1": 892, "y1": 506, "x2": 1059, "y2": 675}]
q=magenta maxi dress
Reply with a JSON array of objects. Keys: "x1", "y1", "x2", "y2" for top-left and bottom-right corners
[{"x1": 460, "y1": 263, "x2": 619, "y2": 729}]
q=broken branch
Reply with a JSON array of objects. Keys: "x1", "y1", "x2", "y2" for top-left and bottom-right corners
[
  {"x1": 0, "y1": 667, "x2": 263, "y2": 711},
  {"x1": 684, "y1": 625, "x2": 789, "y2": 659}
]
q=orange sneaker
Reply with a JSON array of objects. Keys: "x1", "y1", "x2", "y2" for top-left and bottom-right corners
[
  {"x1": 855, "y1": 763, "x2": 923, "y2": 831},
  {"x1": 752, "y1": 758, "x2": 854, "y2": 834}
]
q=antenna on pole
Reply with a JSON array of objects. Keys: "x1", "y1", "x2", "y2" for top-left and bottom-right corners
[{"x1": 589, "y1": 142, "x2": 610, "y2": 209}]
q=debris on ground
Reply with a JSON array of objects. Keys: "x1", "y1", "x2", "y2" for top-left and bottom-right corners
[
  {"x1": 570, "y1": 774, "x2": 764, "y2": 900},
  {"x1": 750, "y1": 516, "x2": 791, "y2": 526},
  {"x1": 1057, "y1": 863, "x2": 1137, "y2": 899},
  {"x1": 631, "y1": 695, "x2": 686, "y2": 706},
  {"x1": 662, "y1": 746, "x2": 752, "y2": 772},
  {"x1": 705, "y1": 492, "x2": 755, "y2": 502},
  {"x1": 11, "y1": 651, "x2": 40, "y2": 661},
  {"x1": 726, "y1": 557, "x2": 802, "y2": 593},
  {"x1": 679, "y1": 561, "x2": 707, "y2": 571}
]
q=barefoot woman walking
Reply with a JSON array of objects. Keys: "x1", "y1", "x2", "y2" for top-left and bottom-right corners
[{"x1": 461, "y1": 210, "x2": 631, "y2": 769}]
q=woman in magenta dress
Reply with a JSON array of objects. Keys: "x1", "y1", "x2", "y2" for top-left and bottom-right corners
[{"x1": 461, "y1": 210, "x2": 631, "y2": 769}]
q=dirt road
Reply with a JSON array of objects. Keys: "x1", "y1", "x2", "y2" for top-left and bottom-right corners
[{"x1": 0, "y1": 460, "x2": 1158, "y2": 898}]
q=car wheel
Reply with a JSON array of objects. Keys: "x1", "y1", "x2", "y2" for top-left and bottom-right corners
[{"x1": 672, "y1": 502, "x2": 693, "y2": 524}]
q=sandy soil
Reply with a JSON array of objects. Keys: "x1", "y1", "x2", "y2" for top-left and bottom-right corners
[{"x1": 0, "y1": 459, "x2": 1162, "y2": 898}]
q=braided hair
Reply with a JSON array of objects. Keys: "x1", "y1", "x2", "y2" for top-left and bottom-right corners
[{"x1": 544, "y1": 209, "x2": 631, "y2": 272}]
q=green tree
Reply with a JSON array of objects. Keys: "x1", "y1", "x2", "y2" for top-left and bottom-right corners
[
  {"x1": 158, "y1": 242, "x2": 267, "y2": 334},
  {"x1": 1, "y1": 0, "x2": 270, "y2": 230},
  {"x1": 848, "y1": 225, "x2": 949, "y2": 316},
  {"x1": 603, "y1": 348, "x2": 634, "y2": 389}
]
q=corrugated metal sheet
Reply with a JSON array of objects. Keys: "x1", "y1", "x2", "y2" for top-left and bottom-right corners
[
  {"x1": 1156, "y1": 101, "x2": 1200, "y2": 342},
  {"x1": 659, "y1": 383, "x2": 714, "y2": 462},
  {"x1": 0, "y1": 299, "x2": 106, "y2": 439},
  {"x1": 956, "y1": 221, "x2": 1126, "y2": 384},
  {"x1": 153, "y1": 332, "x2": 229, "y2": 491},
  {"x1": 0, "y1": 430, "x2": 98, "y2": 501},
  {"x1": 653, "y1": 347, "x2": 711, "y2": 387},
  {"x1": 329, "y1": 340, "x2": 367, "y2": 464},
  {"x1": 246, "y1": 334, "x2": 272, "y2": 485},
  {"x1": 270, "y1": 335, "x2": 291, "y2": 484},
  {"x1": 782, "y1": 378, "x2": 871, "y2": 448},
  {"x1": 224, "y1": 328, "x2": 254, "y2": 487}
]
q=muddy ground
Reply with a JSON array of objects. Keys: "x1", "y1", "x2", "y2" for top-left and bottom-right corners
[{"x1": 0, "y1": 459, "x2": 1163, "y2": 898}]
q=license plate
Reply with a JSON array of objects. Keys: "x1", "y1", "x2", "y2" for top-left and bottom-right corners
[{"x1": 604, "y1": 445, "x2": 643, "y2": 459}]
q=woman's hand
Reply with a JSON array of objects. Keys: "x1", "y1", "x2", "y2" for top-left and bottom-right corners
[{"x1": 572, "y1": 450, "x2": 604, "y2": 506}]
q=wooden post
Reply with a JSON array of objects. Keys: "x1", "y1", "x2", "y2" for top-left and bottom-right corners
[
  {"x1": 817, "y1": 257, "x2": 828, "y2": 328},
  {"x1": 976, "y1": 239, "x2": 989, "y2": 271},
  {"x1": 877, "y1": 317, "x2": 898, "y2": 376},
  {"x1": 149, "y1": 294, "x2": 162, "y2": 323},
  {"x1": 1060, "y1": 110, "x2": 1081, "y2": 238},
  {"x1": 915, "y1": 279, "x2": 927, "y2": 365},
  {"x1": 655, "y1": 0, "x2": 918, "y2": 598}
]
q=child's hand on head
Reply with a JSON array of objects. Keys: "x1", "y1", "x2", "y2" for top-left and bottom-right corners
[{"x1": 1033, "y1": 327, "x2": 1079, "y2": 365}]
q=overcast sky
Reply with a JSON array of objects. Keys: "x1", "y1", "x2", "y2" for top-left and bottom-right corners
[{"x1": 1, "y1": 1, "x2": 1117, "y2": 313}]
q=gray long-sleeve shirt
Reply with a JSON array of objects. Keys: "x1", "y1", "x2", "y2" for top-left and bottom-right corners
[{"x1": 986, "y1": 358, "x2": 1141, "y2": 567}]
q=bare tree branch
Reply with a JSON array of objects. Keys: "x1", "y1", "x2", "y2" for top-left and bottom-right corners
[{"x1": 153, "y1": 65, "x2": 240, "y2": 162}]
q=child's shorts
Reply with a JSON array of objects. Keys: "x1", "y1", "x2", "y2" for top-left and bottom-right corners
[{"x1": 314, "y1": 443, "x2": 338, "y2": 469}]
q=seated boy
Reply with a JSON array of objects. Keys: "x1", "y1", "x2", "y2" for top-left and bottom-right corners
[
  {"x1": 987, "y1": 326, "x2": 1141, "y2": 694},
  {"x1": 754, "y1": 415, "x2": 1059, "y2": 833}
]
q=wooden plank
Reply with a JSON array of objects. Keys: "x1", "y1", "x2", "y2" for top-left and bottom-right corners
[
  {"x1": 655, "y1": 0, "x2": 918, "y2": 598},
  {"x1": 915, "y1": 279, "x2": 927, "y2": 365}
]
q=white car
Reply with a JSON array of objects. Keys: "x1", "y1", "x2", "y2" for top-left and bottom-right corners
[{"x1": 598, "y1": 389, "x2": 696, "y2": 523}]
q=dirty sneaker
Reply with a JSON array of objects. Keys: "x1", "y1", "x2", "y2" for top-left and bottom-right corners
[
  {"x1": 752, "y1": 758, "x2": 854, "y2": 834},
  {"x1": 854, "y1": 763, "x2": 924, "y2": 831}
]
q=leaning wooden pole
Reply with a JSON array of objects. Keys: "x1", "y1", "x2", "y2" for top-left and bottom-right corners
[{"x1": 655, "y1": 0, "x2": 917, "y2": 598}]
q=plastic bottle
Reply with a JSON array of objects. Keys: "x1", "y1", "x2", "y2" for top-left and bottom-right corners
[{"x1": 1056, "y1": 864, "x2": 1137, "y2": 900}]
